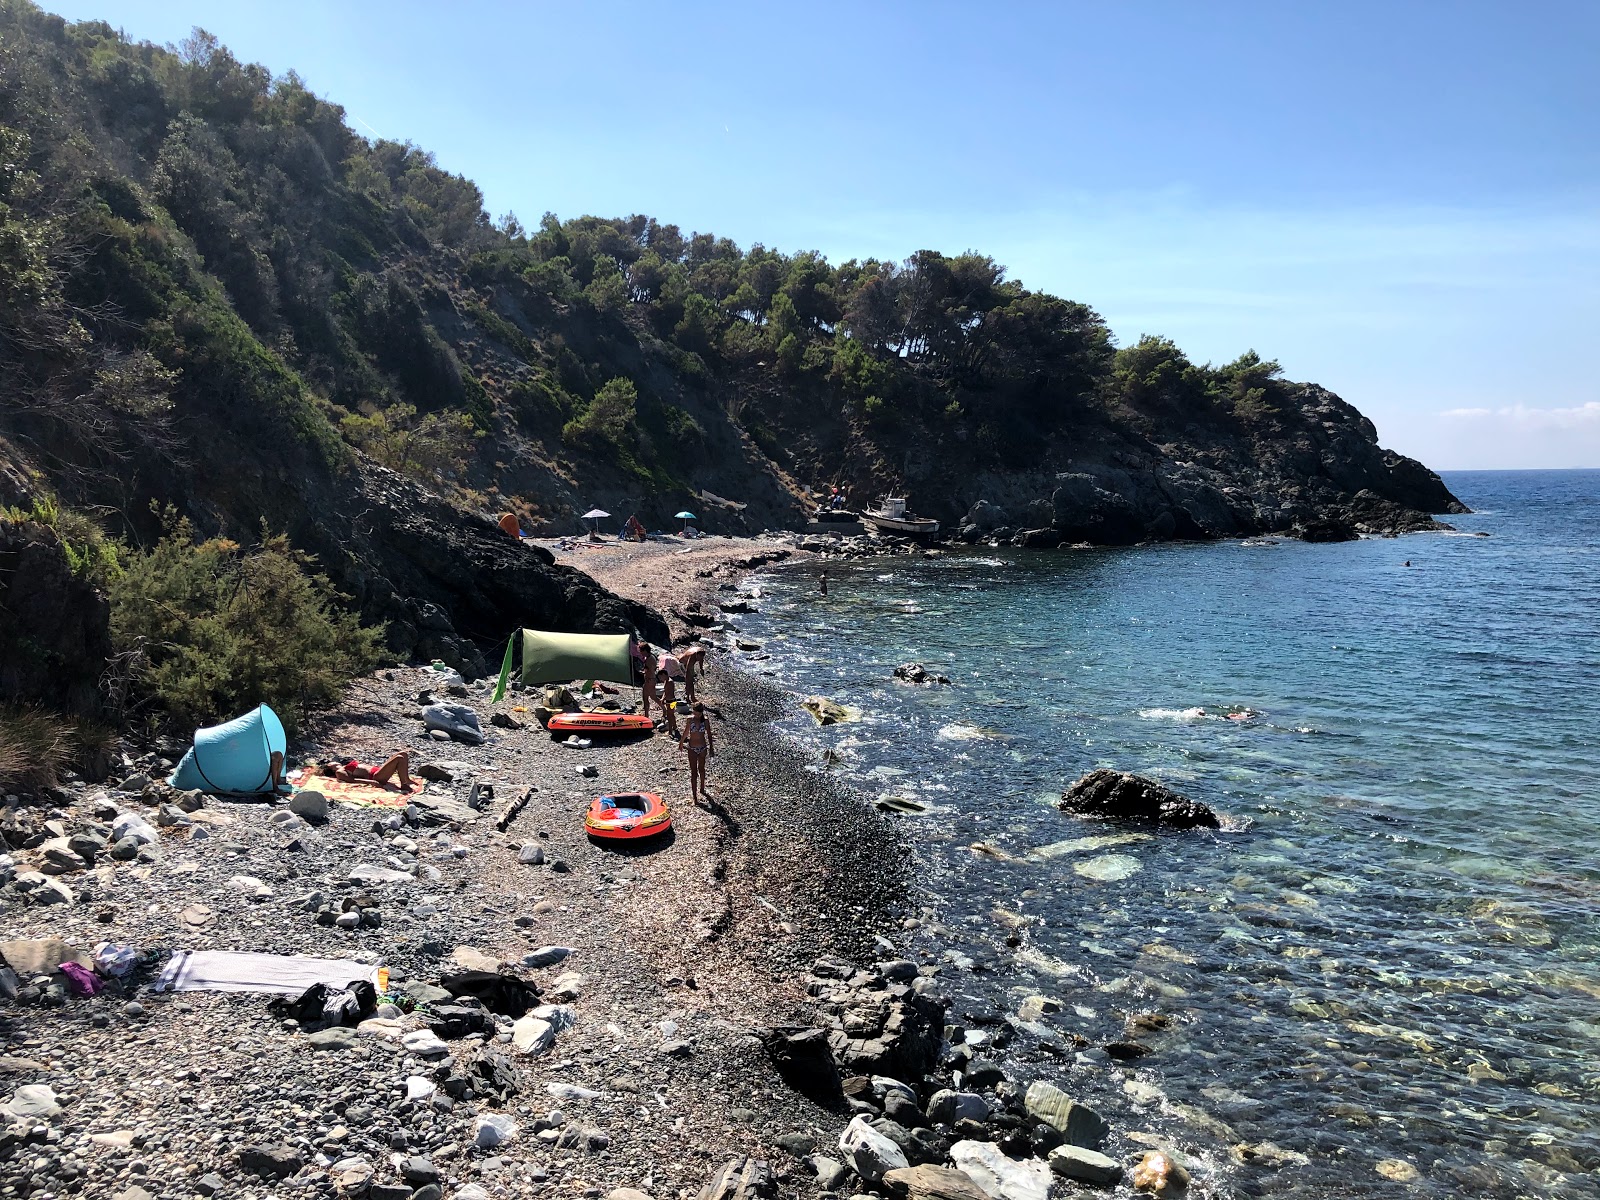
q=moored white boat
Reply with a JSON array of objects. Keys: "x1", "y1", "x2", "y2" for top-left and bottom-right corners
[{"x1": 860, "y1": 496, "x2": 939, "y2": 537}]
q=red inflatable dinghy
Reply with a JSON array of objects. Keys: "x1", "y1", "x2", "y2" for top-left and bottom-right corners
[
  {"x1": 547, "y1": 712, "x2": 654, "y2": 736},
  {"x1": 584, "y1": 791, "x2": 671, "y2": 840}
]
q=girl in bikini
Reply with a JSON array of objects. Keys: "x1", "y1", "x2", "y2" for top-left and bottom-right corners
[
  {"x1": 319, "y1": 751, "x2": 414, "y2": 790},
  {"x1": 681, "y1": 702, "x2": 715, "y2": 805}
]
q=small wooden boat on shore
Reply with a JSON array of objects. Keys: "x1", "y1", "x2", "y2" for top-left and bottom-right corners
[{"x1": 860, "y1": 496, "x2": 939, "y2": 537}]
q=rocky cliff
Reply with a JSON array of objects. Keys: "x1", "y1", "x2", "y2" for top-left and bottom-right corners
[{"x1": 0, "y1": 4, "x2": 1463, "y2": 700}]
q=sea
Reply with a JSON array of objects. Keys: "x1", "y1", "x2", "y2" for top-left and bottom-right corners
[{"x1": 738, "y1": 469, "x2": 1599, "y2": 1199}]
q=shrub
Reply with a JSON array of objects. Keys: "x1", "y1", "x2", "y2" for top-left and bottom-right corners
[
  {"x1": 339, "y1": 402, "x2": 482, "y2": 482},
  {"x1": 561, "y1": 377, "x2": 638, "y2": 450},
  {"x1": 109, "y1": 516, "x2": 387, "y2": 734},
  {"x1": 1, "y1": 494, "x2": 120, "y2": 585},
  {"x1": 0, "y1": 706, "x2": 73, "y2": 791}
]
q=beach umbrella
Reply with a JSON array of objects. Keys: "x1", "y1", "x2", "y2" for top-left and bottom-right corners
[
  {"x1": 674, "y1": 510, "x2": 697, "y2": 535},
  {"x1": 581, "y1": 508, "x2": 610, "y2": 536}
]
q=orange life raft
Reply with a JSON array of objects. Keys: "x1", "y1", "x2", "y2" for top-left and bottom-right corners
[
  {"x1": 584, "y1": 791, "x2": 671, "y2": 840},
  {"x1": 547, "y1": 712, "x2": 655, "y2": 736}
]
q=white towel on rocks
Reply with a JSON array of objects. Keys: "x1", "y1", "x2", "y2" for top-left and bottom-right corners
[{"x1": 152, "y1": 949, "x2": 376, "y2": 995}]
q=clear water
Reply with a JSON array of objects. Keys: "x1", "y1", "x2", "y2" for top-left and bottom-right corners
[{"x1": 740, "y1": 469, "x2": 1600, "y2": 1198}]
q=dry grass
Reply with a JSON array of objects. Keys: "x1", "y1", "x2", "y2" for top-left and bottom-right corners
[{"x1": 0, "y1": 706, "x2": 74, "y2": 792}]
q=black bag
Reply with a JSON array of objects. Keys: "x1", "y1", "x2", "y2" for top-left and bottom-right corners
[
  {"x1": 270, "y1": 978, "x2": 379, "y2": 1027},
  {"x1": 438, "y1": 970, "x2": 539, "y2": 1016}
]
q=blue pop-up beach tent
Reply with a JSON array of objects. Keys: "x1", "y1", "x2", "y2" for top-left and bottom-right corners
[{"x1": 168, "y1": 704, "x2": 287, "y2": 795}]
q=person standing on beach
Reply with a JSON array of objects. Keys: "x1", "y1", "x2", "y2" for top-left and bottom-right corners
[
  {"x1": 681, "y1": 701, "x2": 715, "y2": 804},
  {"x1": 656, "y1": 668, "x2": 679, "y2": 739},
  {"x1": 678, "y1": 644, "x2": 706, "y2": 702},
  {"x1": 634, "y1": 639, "x2": 655, "y2": 718}
]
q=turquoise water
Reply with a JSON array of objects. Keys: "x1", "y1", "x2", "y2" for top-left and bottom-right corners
[{"x1": 742, "y1": 469, "x2": 1600, "y2": 1198}]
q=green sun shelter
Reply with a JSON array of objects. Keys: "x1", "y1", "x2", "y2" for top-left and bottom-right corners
[{"x1": 491, "y1": 629, "x2": 638, "y2": 702}]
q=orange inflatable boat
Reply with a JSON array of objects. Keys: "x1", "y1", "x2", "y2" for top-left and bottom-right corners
[
  {"x1": 547, "y1": 712, "x2": 655, "y2": 736},
  {"x1": 584, "y1": 792, "x2": 671, "y2": 840}
]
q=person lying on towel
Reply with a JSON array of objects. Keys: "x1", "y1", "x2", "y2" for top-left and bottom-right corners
[{"x1": 317, "y1": 751, "x2": 414, "y2": 790}]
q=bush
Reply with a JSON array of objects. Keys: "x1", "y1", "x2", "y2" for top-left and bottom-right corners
[
  {"x1": 562, "y1": 377, "x2": 638, "y2": 450},
  {"x1": 339, "y1": 402, "x2": 482, "y2": 482},
  {"x1": 1, "y1": 494, "x2": 120, "y2": 585},
  {"x1": 0, "y1": 706, "x2": 73, "y2": 791},
  {"x1": 109, "y1": 516, "x2": 387, "y2": 734}
]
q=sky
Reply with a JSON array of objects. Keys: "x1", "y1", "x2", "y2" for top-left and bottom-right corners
[{"x1": 44, "y1": 0, "x2": 1600, "y2": 469}]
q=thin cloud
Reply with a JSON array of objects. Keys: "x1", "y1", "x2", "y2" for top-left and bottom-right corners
[{"x1": 1441, "y1": 402, "x2": 1600, "y2": 430}]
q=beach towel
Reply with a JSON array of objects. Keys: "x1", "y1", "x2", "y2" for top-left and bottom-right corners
[
  {"x1": 289, "y1": 768, "x2": 424, "y2": 808},
  {"x1": 152, "y1": 949, "x2": 377, "y2": 995}
]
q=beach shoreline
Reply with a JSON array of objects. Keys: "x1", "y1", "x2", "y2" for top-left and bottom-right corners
[{"x1": 0, "y1": 534, "x2": 923, "y2": 1200}]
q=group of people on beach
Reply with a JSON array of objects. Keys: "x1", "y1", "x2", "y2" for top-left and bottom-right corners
[{"x1": 634, "y1": 640, "x2": 716, "y2": 804}]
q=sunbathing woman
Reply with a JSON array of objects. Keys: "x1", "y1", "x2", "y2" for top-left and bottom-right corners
[{"x1": 320, "y1": 751, "x2": 414, "y2": 790}]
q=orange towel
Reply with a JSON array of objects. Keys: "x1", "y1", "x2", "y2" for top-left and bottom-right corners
[{"x1": 288, "y1": 769, "x2": 425, "y2": 809}]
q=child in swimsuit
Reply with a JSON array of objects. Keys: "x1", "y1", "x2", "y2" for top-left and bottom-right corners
[
  {"x1": 681, "y1": 702, "x2": 715, "y2": 805},
  {"x1": 656, "y1": 670, "x2": 679, "y2": 739}
]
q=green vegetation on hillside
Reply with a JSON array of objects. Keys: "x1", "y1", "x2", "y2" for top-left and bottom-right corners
[{"x1": 0, "y1": 0, "x2": 1329, "y2": 512}]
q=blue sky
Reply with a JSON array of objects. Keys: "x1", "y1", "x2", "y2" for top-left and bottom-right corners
[{"x1": 46, "y1": 0, "x2": 1600, "y2": 468}]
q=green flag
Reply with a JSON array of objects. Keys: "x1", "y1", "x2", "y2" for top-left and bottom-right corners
[{"x1": 490, "y1": 632, "x2": 516, "y2": 704}]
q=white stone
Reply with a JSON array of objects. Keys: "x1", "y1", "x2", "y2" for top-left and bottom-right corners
[
  {"x1": 400, "y1": 1030, "x2": 450, "y2": 1057},
  {"x1": 4, "y1": 1084, "x2": 61, "y2": 1118},
  {"x1": 227, "y1": 874, "x2": 273, "y2": 900},
  {"x1": 474, "y1": 1112, "x2": 519, "y2": 1149},
  {"x1": 838, "y1": 1114, "x2": 908, "y2": 1183},
  {"x1": 511, "y1": 1016, "x2": 554, "y2": 1056},
  {"x1": 949, "y1": 1140, "x2": 1051, "y2": 1200},
  {"x1": 110, "y1": 812, "x2": 158, "y2": 845},
  {"x1": 405, "y1": 1076, "x2": 436, "y2": 1101},
  {"x1": 531, "y1": 1003, "x2": 577, "y2": 1033}
]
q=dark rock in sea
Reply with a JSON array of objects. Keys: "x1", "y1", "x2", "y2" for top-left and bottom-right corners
[
  {"x1": 1058, "y1": 768, "x2": 1221, "y2": 829},
  {"x1": 1295, "y1": 516, "x2": 1360, "y2": 542},
  {"x1": 1015, "y1": 527, "x2": 1063, "y2": 549}
]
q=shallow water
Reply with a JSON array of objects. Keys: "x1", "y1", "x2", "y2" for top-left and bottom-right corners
[{"x1": 740, "y1": 470, "x2": 1600, "y2": 1197}]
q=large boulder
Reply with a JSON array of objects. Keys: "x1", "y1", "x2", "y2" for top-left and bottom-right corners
[
  {"x1": 1058, "y1": 769, "x2": 1219, "y2": 830},
  {"x1": 764, "y1": 1027, "x2": 840, "y2": 1100},
  {"x1": 961, "y1": 500, "x2": 1009, "y2": 530},
  {"x1": 839, "y1": 1114, "x2": 909, "y2": 1182}
]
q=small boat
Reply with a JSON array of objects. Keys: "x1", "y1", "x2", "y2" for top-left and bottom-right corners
[
  {"x1": 860, "y1": 496, "x2": 940, "y2": 537},
  {"x1": 584, "y1": 791, "x2": 671, "y2": 840},
  {"x1": 546, "y1": 712, "x2": 654, "y2": 737}
]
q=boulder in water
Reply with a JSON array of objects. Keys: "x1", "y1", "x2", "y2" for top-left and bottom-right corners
[
  {"x1": 802, "y1": 696, "x2": 853, "y2": 725},
  {"x1": 1058, "y1": 769, "x2": 1219, "y2": 830}
]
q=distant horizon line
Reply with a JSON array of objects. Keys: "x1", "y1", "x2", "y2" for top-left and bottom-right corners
[{"x1": 1434, "y1": 465, "x2": 1599, "y2": 473}]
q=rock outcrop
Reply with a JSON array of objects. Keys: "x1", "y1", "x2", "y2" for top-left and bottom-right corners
[{"x1": 1058, "y1": 769, "x2": 1220, "y2": 829}]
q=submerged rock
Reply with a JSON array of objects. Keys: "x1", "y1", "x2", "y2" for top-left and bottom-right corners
[
  {"x1": 802, "y1": 696, "x2": 853, "y2": 725},
  {"x1": 1130, "y1": 1151, "x2": 1190, "y2": 1194},
  {"x1": 1047, "y1": 1145, "x2": 1122, "y2": 1186},
  {"x1": 1058, "y1": 769, "x2": 1219, "y2": 829}
]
